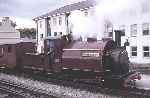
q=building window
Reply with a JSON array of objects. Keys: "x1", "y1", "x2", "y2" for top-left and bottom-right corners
[
  {"x1": 47, "y1": 32, "x2": 51, "y2": 36},
  {"x1": 143, "y1": 46, "x2": 150, "y2": 57},
  {"x1": 59, "y1": 17, "x2": 62, "y2": 25},
  {"x1": 54, "y1": 32, "x2": 57, "y2": 36},
  {"x1": 40, "y1": 34, "x2": 43, "y2": 39},
  {"x1": 47, "y1": 18, "x2": 51, "y2": 37},
  {"x1": 60, "y1": 32, "x2": 62, "y2": 36},
  {"x1": 8, "y1": 45, "x2": 12, "y2": 53},
  {"x1": 53, "y1": 18, "x2": 57, "y2": 26},
  {"x1": 131, "y1": 24, "x2": 137, "y2": 37},
  {"x1": 142, "y1": 23, "x2": 149, "y2": 35},
  {"x1": 119, "y1": 25, "x2": 125, "y2": 36},
  {"x1": 84, "y1": 11, "x2": 88, "y2": 16},
  {"x1": 39, "y1": 21, "x2": 42, "y2": 28},
  {"x1": 131, "y1": 46, "x2": 137, "y2": 57}
]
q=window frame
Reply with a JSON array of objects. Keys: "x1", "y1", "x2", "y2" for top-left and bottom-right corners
[
  {"x1": 39, "y1": 21, "x2": 42, "y2": 28},
  {"x1": 53, "y1": 17, "x2": 57, "y2": 26},
  {"x1": 84, "y1": 11, "x2": 88, "y2": 16},
  {"x1": 142, "y1": 23, "x2": 149, "y2": 36},
  {"x1": 58, "y1": 17, "x2": 62, "y2": 26},
  {"x1": 54, "y1": 32, "x2": 57, "y2": 36},
  {"x1": 40, "y1": 34, "x2": 43, "y2": 39},
  {"x1": 143, "y1": 46, "x2": 150, "y2": 57},
  {"x1": 131, "y1": 46, "x2": 137, "y2": 57},
  {"x1": 131, "y1": 24, "x2": 137, "y2": 37}
]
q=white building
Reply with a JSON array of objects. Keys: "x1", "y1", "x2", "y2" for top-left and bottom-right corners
[
  {"x1": 33, "y1": 0, "x2": 150, "y2": 64},
  {"x1": 0, "y1": 17, "x2": 20, "y2": 44},
  {"x1": 113, "y1": 14, "x2": 150, "y2": 64},
  {"x1": 33, "y1": 0, "x2": 96, "y2": 53}
]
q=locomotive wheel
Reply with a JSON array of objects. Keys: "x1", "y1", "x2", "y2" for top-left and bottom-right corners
[
  {"x1": 102, "y1": 77, "x2": 124, "y2": 88},
  {"x1": 123, "y1": 79, "x2": 136, "y2": 88}
]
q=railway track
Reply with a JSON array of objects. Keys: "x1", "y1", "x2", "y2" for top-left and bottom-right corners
[
  {"x1": 32, "y1": 73, "x2": 150, "y2": 98},
  {"x1": 0, "y1": 79, "x2": 57, "y2": 98},
  {"x1": 1, "y1": 71, "x2": 150, "y2": 98}
]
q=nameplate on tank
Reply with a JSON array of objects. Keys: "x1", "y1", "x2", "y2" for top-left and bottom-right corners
[{"x1": 82, "y1": 52, "x2": 100, "y2": 57}]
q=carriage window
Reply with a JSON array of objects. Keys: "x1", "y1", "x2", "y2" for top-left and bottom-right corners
[
  {"x1": 8, "y1": 45, "x2": 12, "y2": 53},
  {"x1": 142, "y1": 23, "x2": 149, "y2": 35},
  {"x1": 143, "y1": 46, "x2": 150, "y2": 57},
  {"x1": 131, "y1": 24, "x2": 137, "y2": 37},
  {"x1": 131, "y1": 46, "x2": 137, "y2": 57},
  {"x1": 0, "y1": 48, "x2": 4, "y2": 56}
]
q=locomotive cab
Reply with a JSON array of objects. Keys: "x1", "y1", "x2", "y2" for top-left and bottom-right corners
[
  {"x1": 102, "y1": 48, "x2": 130, "y2": 75},
  {"x1": 102, "y1": 40, "x2": 141, "y2": 87}
]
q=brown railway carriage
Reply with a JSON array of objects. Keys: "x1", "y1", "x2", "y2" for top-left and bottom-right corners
[{"x1": 0, "y1": 41, "x2": 36, "y2": 69}]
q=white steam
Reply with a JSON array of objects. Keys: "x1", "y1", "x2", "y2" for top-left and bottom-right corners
[
  {"x1": 69, "y1": 10, "x2": 104, "y2": 40},
  {"x1": 69, "y1": 0, "x2": 150, "y2": 40}
]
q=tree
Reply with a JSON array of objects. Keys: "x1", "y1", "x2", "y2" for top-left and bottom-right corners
[{"x1": 18, "y1": 28, "x2": 36, "y2": 39}]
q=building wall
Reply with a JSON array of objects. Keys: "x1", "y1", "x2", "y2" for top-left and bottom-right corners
[
  {"x1": 37, "y1": 14, "x2": 69, "y2": 53},
  {"x1": 37, "y1": 19, "x2": 46, "y2": 53},
  {"x1": 0, "y1": 17, "x2": 20, "y2": 44},
  {"x1": 51, "y1": 14, "x2": 67, "y2": 36},
  {"x1": 113, "y1": 14, "x2": 150, "y2": 64}
]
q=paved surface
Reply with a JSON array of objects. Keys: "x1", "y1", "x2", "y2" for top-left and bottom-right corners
[{"x1": 136, "y1": 74, "x2": 150, "y2": 90}]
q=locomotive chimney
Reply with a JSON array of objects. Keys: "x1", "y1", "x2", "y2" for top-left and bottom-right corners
[{"x1": 114, "y1": 30, "x2": 122, "y2": 47}]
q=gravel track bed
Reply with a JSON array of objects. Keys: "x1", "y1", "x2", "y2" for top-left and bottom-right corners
[{"x1": 0, "y1": 73, "x2": 134, "y2": 98}]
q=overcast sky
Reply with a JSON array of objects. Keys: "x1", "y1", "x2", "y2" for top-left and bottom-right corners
[{"x1": 0, "y1": 0, "x2": 84, "y2": 28}]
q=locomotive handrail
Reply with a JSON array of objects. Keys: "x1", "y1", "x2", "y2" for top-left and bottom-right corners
[{"x1": 63, "y1": 49, "x2": 101, "y2": 51}]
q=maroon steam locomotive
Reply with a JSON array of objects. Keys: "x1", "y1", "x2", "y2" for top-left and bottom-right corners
[{"x1": 0, "y1": 35, "x2": 141, "y2": 87}]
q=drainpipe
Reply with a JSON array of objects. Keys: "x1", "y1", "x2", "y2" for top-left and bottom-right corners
[
  {"x1": 65, "y1": 12, "x2": 70, "y2": 35},
  {"x1": 36, "y1": 20, "x2": 38, "y2": 48}
]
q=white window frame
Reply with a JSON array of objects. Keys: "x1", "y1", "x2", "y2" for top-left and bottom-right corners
[
  {"x1": 54, "y1": 32, "x2": 57, "y2": 36},
  {"x1": 53, "y1": 18, "x2": 57, "y2": 26},
  {"x1": 143, "y1": 46, "x2": 150, "y2": 57},
  {"x1": 131, "y1": 46, "x2": 137, "y2": 57},
  {"x1": 142, "y1": 23, "x2": 149, "y2": 35},
  {"x1": 39, "y1": 21, "x2": 42, "y2": 28},
  {"x1": 59, "y1": 17, "x2": 62, "y2": 25},
  {"x1": 131, "y1": 24, "x2": 137, "y2": 37},
  {"x1": 40, "y1": 34, "x2": 43, "y2": 39}
]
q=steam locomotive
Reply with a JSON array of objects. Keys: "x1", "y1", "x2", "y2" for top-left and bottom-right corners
[{"x1": 0, "y1": 35, "x2": 141, "y2": 87}]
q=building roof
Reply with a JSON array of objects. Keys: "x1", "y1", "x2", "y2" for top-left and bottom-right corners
[{"x1": 33, "y1": 0, "x2": 96, "y2": 21}]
